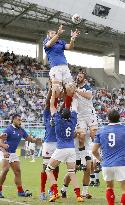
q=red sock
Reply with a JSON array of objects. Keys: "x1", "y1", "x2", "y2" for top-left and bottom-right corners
[
  {"x1": 50, "y1": 184, "x2": 58, "y2": 195},
  {"x1": 65, "y1": 96, "x2": 72, "y2": 109},
  {"x1": 41, "y1": 172, "x2": 47, "y2": 193},
  {"x1": 106, "y1": 189, "x2": 115, "y2": 205},
  {"x1": 54, "y1": 98, "x2": 58, "y2": 108},
  {"x1": 74, "y1": 188, "x2": 81, "y2": 198},
  {"x1": 17, "y1": 185, "x2": 24, "y2": 193},
  {"x1": 53, "y1": 170, "x2": 59, "y2": 181},
  {"x1": 121, "y1": 193, "x2": 125, "y2": 205},
  {"x1": 0, "y1": 185, "x2": 2, "y2": 192}
]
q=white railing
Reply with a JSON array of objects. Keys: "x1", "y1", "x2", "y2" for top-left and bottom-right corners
[{"x1": 32, "y1": 70, "x2": 49, "y2": 78}]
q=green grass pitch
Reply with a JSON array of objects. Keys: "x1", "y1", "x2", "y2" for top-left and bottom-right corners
[{"x1": 0, "y1": 157, "x2": 122, "y2": 205}]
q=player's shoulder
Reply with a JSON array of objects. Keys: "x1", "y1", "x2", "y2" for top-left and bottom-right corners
[
  {"x1": 80, "y1": 84, "x2": 92, "y2": 91},
  {"x1": 5, "y1": 124, "x2": 13, "y2": 131}
]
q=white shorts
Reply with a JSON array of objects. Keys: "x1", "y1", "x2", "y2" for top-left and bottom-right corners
[
  {"x1": 102, "y1": 166, "x2": 125, "y2": 181},
  {"x1": 42, "y1": 142, "x2": 57, "y2": 165},
  {"x1": 51, "y1": 148, "x2": 76, "y2": 163},
  {"x1": 49, "y1": 65, "x2": 73, "y2": 84},
  {"x1": 77, "y1": 114, "x2": 98, "y2": 131},
  {"x1": 0, "y1": 152, "x2": 19, "y2": 163}
]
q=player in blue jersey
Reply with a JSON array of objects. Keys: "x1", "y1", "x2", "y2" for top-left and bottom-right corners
[
  {"x1": 92, "y1": 109, "x2": 125, "y2": 205},
  {"x1": 46, "y1": 88, "x2": 84, "y2": 202},
  {"x1": 43, "y1": 24, "x2": 80, "y2": 109},
  {"x1": 0, "y1": 114, "x2": 40, "y2": 198},
  {"x1": 40, "y1": 89, "x2": 59, "y2": 200}
]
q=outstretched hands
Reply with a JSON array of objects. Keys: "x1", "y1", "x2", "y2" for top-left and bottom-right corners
[{"x1": 71, "y1": 29, "x2": 80, "y2": 41}]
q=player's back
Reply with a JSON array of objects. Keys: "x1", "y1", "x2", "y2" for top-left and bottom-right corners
[
  {"x1": 97, "y1": 124, "x2": 125, "y2": 167},
  {"x1": 54, "y1": 111, "x2": 77, "y2": 149}
]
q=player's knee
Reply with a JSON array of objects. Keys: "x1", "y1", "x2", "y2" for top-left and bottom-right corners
[
  {"x1": 46, "y1": 165, "x2": 55, "y2": 173},
  {"x1": 79, "y1": 132, "x2": 86, "y2": 144},
  {"x1": 14, "y1": 168, "x2": 21, "y2": 176},
  {"x1": 90, "y1": 128, "x2": 97, "y2": 139},
  {"x1": 3, "y1": 167, "x2": 9, "y2": 175}
]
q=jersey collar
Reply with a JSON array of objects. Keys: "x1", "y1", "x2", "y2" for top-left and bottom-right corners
[
  {"x1": 108, "y1": 122, "x2": 121, "y2": 125},
  {"x1": 12, "y1": 124, "x2": 17, "y2": 128}
]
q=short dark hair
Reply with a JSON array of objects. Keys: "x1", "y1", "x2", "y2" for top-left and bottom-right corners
[
  {"x1": 11, "y1": 114, "x2": 21, "y2": 122},
  {"x1": 108, "y1": 109, "x2": 120, "y2": 123},
  {"x1": 60, "y1": 108, "x2": 71, "y2": 120}
]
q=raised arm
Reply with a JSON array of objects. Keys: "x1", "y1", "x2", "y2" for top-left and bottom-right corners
[
  {"x1": 45, "y1": 25, "x2": 65, "y2": 48},
  {"x1": 65, "y1": 29, "x2": 80, "y2": 50},
  {"x1": 45, "y1": 89, "x2": 52, "y2": 108}
]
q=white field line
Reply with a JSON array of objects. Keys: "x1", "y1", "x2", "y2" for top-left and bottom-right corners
[{"x1": 0, "y1": 198, "x2": 30, "y2": 205}]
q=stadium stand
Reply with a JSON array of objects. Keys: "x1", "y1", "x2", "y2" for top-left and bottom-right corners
[{"x1": 0, "y1": 51, "x2": 124, "y2": 126}]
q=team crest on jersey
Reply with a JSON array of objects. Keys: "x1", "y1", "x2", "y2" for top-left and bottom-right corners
[{"x1": 46, "y1": 151, "x2": 49, "y2": 155}]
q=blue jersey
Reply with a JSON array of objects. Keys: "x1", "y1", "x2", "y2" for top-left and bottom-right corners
[
  {"x1": 43, "y1": 108, "x2": 56, "y2": 142},
  {"x1": 43, "y1": 37, "x2": 67, "y2": 68},
  {"x1": 54, "y1": 111, "x2": 77, "y2": 149},
  {"x1": 94, "y1": 124, "x2": 125, "y2": 167},
  {"x1": 3, "y1": 124, "x2": 28, "y2": 153}
]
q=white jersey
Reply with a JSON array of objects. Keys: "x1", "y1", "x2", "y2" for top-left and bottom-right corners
[{"x1": 76, "y1": 84, "x2": 95, "y2": 117}]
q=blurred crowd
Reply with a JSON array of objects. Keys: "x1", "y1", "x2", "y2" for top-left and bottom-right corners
[
  {"x1": 0, "y1": 50, "x2": 125, "y2": 124},
  {"x1": 93, "y1": 87, "x2": 125, "y2": 123},
  {"x1": 0, "y1": 51, "x2": 47, "y2": 122}
]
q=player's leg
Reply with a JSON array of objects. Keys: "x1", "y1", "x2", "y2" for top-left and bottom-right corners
[
  {"x1": 94, "y1": 160, "x2": 101, "y2": 186},
  {"x1": 106, "y1": 181, "x2": 115, "y2": 205},
  {"x1": 40, "y1": 162, "x2": 48, "y2": 200},
  {"x1": 102, "y1": 167, "x2": 115, "y2": 205},
  {"x1": 120, "y1": 181, "x2": 125, "y2": 205},
  {"x1": 61, "y1": 173, "x2": 71, "y2": 198},
  {"x1": 0, "y1": 159, "x2": 10, "y2": 198},
  {"x1": 40, "y1": 142, "x2": 58, "y2": 200},
  {"x1": 49, "y1": 66, "x2": 63, "y2": 100},
  {"x1": 66, "y1": 161, "x2": 84, "y2": 202},
  {"x1": 82, "y1": 157, "x2": 92, "y2": 199},
  {"x1": 30, "y1": 149, "x2": 35, "y2": 162},
  {"x1": 88, "y1": 113, "x2": 98, "y2": 141},
  {"x1": 62, "y1": 65, "x2": 76, "y2": 109},
  {"x1": 46, "y1": 158, "x2": 60, "y2": 202},
  {"x1": 116, "y1": 166, "x2": 125, "y2": 205},
  {"x1": 10, "y1": 157, "x2": 32, "y2": 197}
]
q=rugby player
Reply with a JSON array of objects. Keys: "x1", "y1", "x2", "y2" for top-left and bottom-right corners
[
  {"x1": 40, "y1": 89, "x2": 59, "y2": 200},
  {"x1": 61, "y1": 130, "x2": 92, "y2": 199},
  {"x1": 46, "y1": 88, "x2": 84, "y2": 202},
  {"x1": 43, "y1": 24, "x2": 80, "y2": 109},
  {"x1": 93, "y1": 109, "x2": 125, "y2": 205},
  {"x1": 0, "y1": 114, "x2": 40, "y2": 198}
]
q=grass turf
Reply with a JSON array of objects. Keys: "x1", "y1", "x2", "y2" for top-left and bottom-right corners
[{"x1": 0, "y1": 157, "x2": 122, "y2": 205}]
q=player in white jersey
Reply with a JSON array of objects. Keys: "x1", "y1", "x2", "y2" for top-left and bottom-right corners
[{"x1": 72, "y1": 72, "x2": 98, "y2": 163}]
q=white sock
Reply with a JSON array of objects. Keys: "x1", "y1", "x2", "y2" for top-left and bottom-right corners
[
  {"x1": 61, "y1": 185, "x2": 68, "y2": 192},
  {"x1": 82, "y1": 185, "x2": 88, "y2": 196},
  {"x1": 95, "y1": 172, "x2": 99, "y2": 180},
  {"x1": 90, "y1": 174, "x2": 95, "y2": 183}
]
